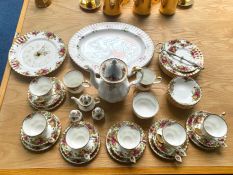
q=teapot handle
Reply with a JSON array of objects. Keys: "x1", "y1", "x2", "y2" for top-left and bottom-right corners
[{"x1": 129, "y1": 66, "x2": 143, "y2": 87}]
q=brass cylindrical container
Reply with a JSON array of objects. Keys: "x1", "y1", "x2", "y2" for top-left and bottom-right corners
[
  {"x1": 152, "y1": 0, "x2": 160, "y2": 4},
  {"x1": 159, "y1": 0, "x2": 178, "y2": 15},
  {"x1": 133, "y1": 0, "x2": 152, "y2": 16},
  {"x1": 103, "y1": 0, "x2": 123, "y2": 16},
  {"x1": 35, "y1": 0, "x2": 51, "y2": 8}
]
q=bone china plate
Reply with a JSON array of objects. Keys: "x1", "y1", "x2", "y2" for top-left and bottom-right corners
[
  {"x1": 168, "y1": 77, "x2": 202, "y2": 107},
  {"x1": 68, "y1": 22, "x2": 154, "y2": 76},
  {"x1": 9, "y1": 31, "x2": 66, "y2": 76}
]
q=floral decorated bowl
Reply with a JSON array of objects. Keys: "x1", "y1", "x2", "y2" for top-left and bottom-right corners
[{"x1": 168, "y1": 77, "x2": 202, "y2": 109}]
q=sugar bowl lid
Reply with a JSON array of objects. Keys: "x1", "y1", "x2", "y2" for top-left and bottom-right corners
[{"x1": 100, "y1": 58, "x2": 127, "y2": 83}]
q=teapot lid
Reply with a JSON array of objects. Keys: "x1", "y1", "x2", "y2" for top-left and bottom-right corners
[{"x1": 100, "y1": 58, "x2": 127, "y2": 83}]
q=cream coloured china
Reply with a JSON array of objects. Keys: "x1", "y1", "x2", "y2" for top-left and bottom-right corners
[
  {"x1": 69, "y1": 110, "x2": 83, "y2": 123},
  {"x1": 106, "y1": 121, "x2": 146, "y2": 163},
  {"x1": 63, "y1": 70, "x2": 90, "y2": 94},
  {"x1": 28, "y1": 77, "x2": 66, "y2": 110},
  {"x1": 168, "y1": 77, "x2": 201, "y2": 109},
  {"x1": 68, "y1": 22, "x2": 154, "y2": 76},
  {"x1": 186, "y1": 111, "x2": 227, "y2": 149},
  {"x1": 29, "y1": 76, "x2": 53, "y2": 103},
  {"x1": 20, "y1": 111, "x2": 61, "y2": 151},
  {"x1": 86, "y1": 58, "x2": 143, "y2": 103},
  {"x1": 136, "y1": 68, "x2": 162, "y2": 91},
  {"x1": 158, "y1": 39, "x2": 204, "y2": 78},
  {"x1": 71, "y1": 94, "x2": 100, "y2": 112},
  {"x1": 92, "y1": 107, "x2": 105, "y2": 120},
  {"x1": 9, "y1": 31, "x2": 66, "y2": 76},
  {"x1": 133, "y1": 92, "x2": 159, "y2": 119},
  {"x1": 149, "y1": 120, "x2": 189, "y2": 163},
  {"x1": 60, "y1": 121, "x2": 100, "y2": 164}
]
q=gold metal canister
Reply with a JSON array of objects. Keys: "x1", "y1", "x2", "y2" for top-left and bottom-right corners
[
  {"x1": 133, "y1": 0, "x2": 152, "y2": 16},
  {"x1": 152, "y1": 0, "x2": 160, "y2": 4},
  {"x1": 35, "y1": 0, "x2": 51, "y2": 8},
  {"x1": 159, "y1": 0, "x2": 178, "y2": 15},
  {"x1": 103, "y1": 0, "x2": 123, "y2": 16}
]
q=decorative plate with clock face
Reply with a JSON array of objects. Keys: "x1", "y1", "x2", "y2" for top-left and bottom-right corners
[{"x1": 8, "y1": 31, "x2": 66, "y2": 77}]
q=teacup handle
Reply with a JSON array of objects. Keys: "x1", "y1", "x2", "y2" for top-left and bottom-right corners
[
  {"x1": 174, "y1": 154, "x2": 182, "y2": 163},
  {"x1": 176, "y1": 147, "x2": 187, "y2": 157},
  {"x1": 218, "y1": 140, "x2": 227, "y2": 148},
  {"x1": 82, "y1": 81, "x2": 91, "y2": 88},
  {"x1": 220, "y1": 112, "x2": 226, "y2": 117},
  {"x1": 129, "y1": 156, "x2": 136, "y2": 163},
  {"x1": 94, "y1": 97, "x2": 101, "y2": 104},
  {"x1": 153, "y1": 76, "x2": 162, "y2": 84},
  {"x1": 84, "y1": 153, "x2": 91, "y2": 160}
]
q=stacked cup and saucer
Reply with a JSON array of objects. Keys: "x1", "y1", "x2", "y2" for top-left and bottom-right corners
[
  {"x1": 59, "y1": 119, "x2": 100, "y2": 165},
  {"x1": 106, "y1": 121, "x2": 146, "y2": 164},
  {"x1": 28, "y1": 76, "x2": 66, "y2": 110},
  {"x1": 148, "y1": 119, "x2": 189, "y2": 163},
  {"x1": 186, "y1": 111, "x2": 228, "y2": 150},
  {"x1": 20, "y1": 111, "x2": 61, "y2": 152}
]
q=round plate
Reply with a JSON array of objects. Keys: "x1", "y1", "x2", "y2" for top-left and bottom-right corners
[
  {"x1": 9, "y1": 31, "x2": 66, "y2": 77},
  {"x1": 28, "y1": 78, "x2": 66, "y2": 111},
  {"x1": 148, "y1": 120, "x2": 189, "y2": 161},
  {"x1": 178, "y1": 0, "x2": 194, "y2": 7},
  {"x1": 20, "y1": 111, "x2": 61, "y2": 152},
  {"x1": 60, "y1": 121, "x2": 100, "y2": 165},
  {"x1": 186, "y1": 111, "x2": 226, "y2": 149},
  {"x1": 106, "y1": 121, "x2": 146, "y2": 163},
  {"x1": 168, "y1": 77, "x2": 202, "y2": 107},
  {"x1": 159, "y1": 39, "x2": 204, "y2": 78},
  {"x1": 68, "y1": 22, "x2": 154, "y2": 76}
]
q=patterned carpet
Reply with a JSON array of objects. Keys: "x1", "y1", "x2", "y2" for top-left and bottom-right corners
[{"x1": 0, "y1": 0, "x2": 23, "y2": 84}]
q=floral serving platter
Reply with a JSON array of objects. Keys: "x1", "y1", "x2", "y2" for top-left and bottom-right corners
[
  {"x1": 106, "y1": 121, "x2": 146, "y2": 163},
  {"x1": 20, "y1": 111, "x2": 61, "y2": 152},
  {"x1": 168, "y1": 77, "x2": 202, "y2": 108},
  {"x1": 9, "y1": 31, "x2": 66, "y2": 77},
  {"x1": 60, "y1": 121, "x2": 100, "y2": 165},
  {"x1": 159, "y1": 39, "x2": 204, "y2": 77},
  {"x1": 148, "y1": 120, "x2": 189, "y2": 161},
  {"x1": 186, "y1": 111, "x2": 226, "y2": 150},
  {"x1": 68, "y1": 22, "x2": 154, "y2": 76}
]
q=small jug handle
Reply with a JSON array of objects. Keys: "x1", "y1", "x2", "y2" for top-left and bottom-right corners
[{"x1": 129, "y1": 66, "x2": 143, "y2": 88}]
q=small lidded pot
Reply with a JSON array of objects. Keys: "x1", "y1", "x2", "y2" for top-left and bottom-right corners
[
  {"x1": 168, "y1": 77, "x2": 202, "y2": 109},
  {"x1": 92, "y1": 107, "x2": 105, "y2": 120},
  {"x1": 136, "y1": 68, "x2": 162, "y2": 91},
  {"x1": 71, "y1": 94, "x2": 100, "y2": 112},
  {"x1": 69, "y1": 110, "x2": 83, "y2": 123},
  {"x1": 63, "y1": 70, "x2": 90, "y2": 94}
]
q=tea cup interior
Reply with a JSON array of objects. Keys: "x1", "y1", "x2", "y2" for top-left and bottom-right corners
[
  {"x1": 22, "y1": 113, "x2": 47, "y2": 137},
  {"x1": 133, "y1": 92, "x2": 159, "y2": 119},
  {"x1": 66, "y1": 126, "x2": 90, "y2": 149},
  {"x1": 203, "y1": 114, "x2": 227, "y2": 138},
  {"x1": 63, "y1": 70, "x2": 84, "y2": 88},
  {"x1": 117, "y1": 125, "x2": 141, "y2": 149},
  {"x1": 29, "y1": 77, "x2": 53, "y2": 96},
  {"x1": 162, "y1": 123, "x2": 186, "y2": 147}
]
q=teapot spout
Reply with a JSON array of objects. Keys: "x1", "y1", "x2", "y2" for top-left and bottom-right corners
[
  {"x1": 71, "y1": 96, "x2": 80, "y2": 105},
  {"x1": 84, "y1": 65, "x2": 100, "y2": 89}
]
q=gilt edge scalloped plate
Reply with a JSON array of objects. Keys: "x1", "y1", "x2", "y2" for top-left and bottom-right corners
[
  {"x1": 68, "y1": 22, "x2": 154, "y2": 76},
  {"x1": 9, "y1": 31, "x2": 66, "y2": 77}
]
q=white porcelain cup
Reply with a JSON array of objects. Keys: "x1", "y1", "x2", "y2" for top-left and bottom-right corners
[
  {"x1": 63, "y1": 70, "x2": 90, "y2": 94},
  {"x1": 29, "y1": 76, "x2": 53, "y2": 103},
  {"x1": 136, "y1": 68, "x2": 162, "y2": 91},
  {"x1": 65, "y1": 125, "x2": 92, "y2": 160},
  {"x1": 22, "y1": 112, "x2": 48, "y2": 139},
  {"x1": 117, "y1": 125, "x2": 141, "y2": 163},
  {"x1": 156, "y1": 122, "x2": 187, "y2": 162},
  {"x1": 201, "y1": 114, "x2": 228, "y2": 147}
]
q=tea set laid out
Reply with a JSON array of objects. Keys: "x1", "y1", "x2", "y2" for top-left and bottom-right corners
[{"x1": 9, "y1": 22, "x2": 228, "y2": 165}]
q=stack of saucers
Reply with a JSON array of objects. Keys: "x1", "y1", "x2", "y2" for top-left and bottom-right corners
[
  {"x1": 148, "y1": 119, "x2": 189, "y2": 163},
  {"x1": 20, "y1": 111, "x2": 61, "y2": 152},
  {"x1": 59, "y1": 121, "x2": 100, "y2": 165},
  {"x1": 159, "y1": 39, "x2": 204, "y2": 78},
  {"x1": 106, "y1": 121, "x2": 146, "y2": 164},
  {"x1": 28, "y1": 77, "x2": 66, "y2": 111},
  {"x1": 186, "y1": 111, "x2": 228, "y2": 150}
]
